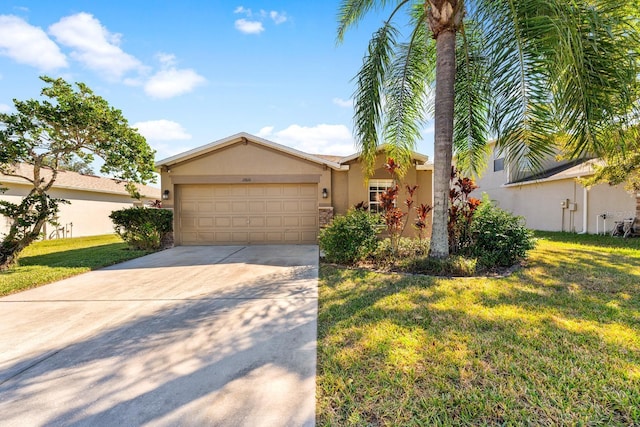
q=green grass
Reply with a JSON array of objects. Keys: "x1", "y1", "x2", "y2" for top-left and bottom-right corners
[
  {"x1": 317, "y1": 232, "x2": 640, "y2": 425},
  {"x1": 0, "y1": 234, "x2": 152, "y2": 296}
]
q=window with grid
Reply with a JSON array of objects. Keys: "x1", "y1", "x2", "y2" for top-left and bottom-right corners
[{"x1": 369, "y1": 179, "x2": 394, "y2": 214}]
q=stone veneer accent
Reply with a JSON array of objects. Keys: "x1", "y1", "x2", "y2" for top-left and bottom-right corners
[{"x1": 319, "y1": 207, "x2": 334, "y2": 228}]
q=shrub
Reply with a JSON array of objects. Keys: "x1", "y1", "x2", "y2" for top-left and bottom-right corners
[
  {"x1": 319, "y1": 209, "x2": 382, "y2": 264},
  {"x1": 109, "y1": 207, "x2": 173, "y2": 250},
  {"x1": 469, "y1": 196, "x2": 535, "y2": 268}
]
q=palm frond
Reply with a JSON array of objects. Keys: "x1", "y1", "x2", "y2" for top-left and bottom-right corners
[
  {"x1": 453, "y1": 20, "x2": 490, "y2": 177},
  {"x1": 476, "y1": 0, "x2": 640, "y2": 178},
  {"x1": 383, "y1": 7, "x2": 435, "y2": 175},
  {"x1": 337, "y1": 0, "x2": 406, "y2": 43},
  {"x1": 352, "y1": 22, "x2": 399, "y2": 176},
  {"x1": 476, "y1": 0, "x2": 557, "y2": 177}
]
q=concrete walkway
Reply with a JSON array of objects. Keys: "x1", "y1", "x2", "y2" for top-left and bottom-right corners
[{"x1": 0, "y1": 245, "x2": 318, "y2": 427}]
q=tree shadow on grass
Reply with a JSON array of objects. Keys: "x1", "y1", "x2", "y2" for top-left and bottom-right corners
[{"x1": 317, "y1": 261, "x2": 640, "y2": 425}]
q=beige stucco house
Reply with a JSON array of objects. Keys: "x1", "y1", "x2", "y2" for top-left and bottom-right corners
[
  {"x1": 0, "y1": 164, "x2": 160, "y2": 239},
  {"x1": 156, "y1": 132, "x2": 433, "y2": 245},
  {"x1": 475, "y1": 143, "x2": 640, "y2": 234}
]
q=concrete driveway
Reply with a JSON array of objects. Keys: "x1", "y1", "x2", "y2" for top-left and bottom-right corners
[{"x1": 0, "y1": 245, "x2": 318, "y2": 427}]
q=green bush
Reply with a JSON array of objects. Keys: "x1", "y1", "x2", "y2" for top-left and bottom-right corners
[
  {"x1": 469, "y1": 196, "x2": 535, "y2": 268},
  {"x1": 319, "y1": 209, "x2": 382, "y2": 264},
  {"x1": 109, "y1": 207, "x2": 173, "y2": 250}
]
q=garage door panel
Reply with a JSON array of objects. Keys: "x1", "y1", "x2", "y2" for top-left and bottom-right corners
[
  {"x1": 215, "y1": 217, "x2": 231, "y2": 227},
  {"x1": 249, "y1": 217, "x2": 265, "y2": 227},
  {"x1": 181, "y1": 217, "x2": 196, "y2": 229},
  {"x1": 283, "y1": 217, "x2": 300, "y2": 226},
  {"x1": 231, "y1": 201, "x2": 247, "y2": 212},
  {"x1": 178, "y1": 183, "x2": 317, "y2": 245},
  {"x1": 282, "y1": 186, "x2": 300, "y2": 197},
  {"x1": 301, "y1": 231, "x2": 317, "y2": 242},
  {"x1": 248, "y1": 201, "x2": 265, "y2": 213},
  {"x1": 181, "y1": 202, "x2": 197, "y2": 213},
  {"x1": 301, "y1": 216, "x2": 317, "y2": 227},
  {"x1": 232, "y1": 217, "x2": 248, "y2": 227},
  {"x1": 199, "y1": 202, "x2": 213, "y2": 212},
  {"x1": 215, "y1": 201, "x2": 231, "y2": 212},
  {"x1": 282, "y1": 201, "x2": 299, "y2": 212},
  {"x1": 266, "y1": 217, "x2": 282, "y2": 227},
  {"x1": 248, "y1": 186, "x2": 266, "y2": 196},
  {"x1": 284, "y1": 232, "x2": 301, "y2": 242},
  {"x1": 199, "y1": 232, "x2": 214, "y2": 241},
  {"x1": 300, "y1": 186, "x2": 316, "y2": 197},
  {"x1": 249, "y1": 232, "x2": 265, "y2": 241},
  {"x1": 216, "y1": 232, "x2": 232, "y2": 242},
  {"x1": 228, "y1": 186, "x2": 248, "y2": 197},
  {"x1": 266, "y1": 201, "x2": 282, "y2": 212},
  {"x1": 232, "y1": 232, "x2": 248, "y2": 242},
  {"x1": 198, "y1": 217, "x2": 213, "y2": 227},
  {"x1": 301, "y1": 200, "x2": 317, "y2": 211}
]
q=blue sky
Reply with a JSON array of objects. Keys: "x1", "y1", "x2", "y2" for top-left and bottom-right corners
[{"x1": 0, "y1": 1, "x2": 435, "y2": 164}]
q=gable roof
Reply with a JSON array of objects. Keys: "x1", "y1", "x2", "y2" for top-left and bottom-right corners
[
  {"x1": 156, "y1": 132, "x2": 349, "y2": 171},
  {"x1": 155, "y1": 132, "x2": 430, "y2": 171},
  {"x1": 0, "y1": 163, "x2": 160, "y2": 199},
  {"x1": 338, "y1": 145, "x2": 429, "y2": 164}
]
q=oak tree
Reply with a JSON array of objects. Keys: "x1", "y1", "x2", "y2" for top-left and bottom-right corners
[{"x1": 0, "y1": 76, "x2": 156, "y2": 270}]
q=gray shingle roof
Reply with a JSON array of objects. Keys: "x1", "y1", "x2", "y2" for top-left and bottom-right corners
[{"x1": 0, "y1": 163, "x2": 160, "y2": 199}]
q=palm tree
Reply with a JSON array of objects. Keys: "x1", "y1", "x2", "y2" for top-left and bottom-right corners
[{"x1": 338, "y1": 0, "x2": 640, "y2": 258}]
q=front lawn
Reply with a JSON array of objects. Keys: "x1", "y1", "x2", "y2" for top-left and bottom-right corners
[
  {"x1": 317, "y1": 232, "x2": 640, "y2": 425},
  {"x1": 0, "y1": 234, "x2": 152, "y2": 296}
]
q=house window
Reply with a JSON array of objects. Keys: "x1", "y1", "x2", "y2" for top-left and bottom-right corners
[
  {"x1": 369, "y1": 179, "x2": 394, "y2": 213},
  {"x1": 493, "y1": 157, "x2": 505, "y2": 172}
]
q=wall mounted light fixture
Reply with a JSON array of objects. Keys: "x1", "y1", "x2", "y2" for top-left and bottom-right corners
[
  {"x1": 162, "y1": 189, "x2": 170, "y2": 200},
  {"x1": 322, "y1": 188, "x2": 328, "y2": 199}
]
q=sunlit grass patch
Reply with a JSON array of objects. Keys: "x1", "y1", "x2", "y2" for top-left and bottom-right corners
[
  {"x1": 317, "y1": 232, "x2": 640, "y2": 425},
  {"x1": 0, "y1": 234, "x2": 152, "y2": 296}
]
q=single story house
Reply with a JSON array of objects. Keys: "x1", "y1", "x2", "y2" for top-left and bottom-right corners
[
  {"x1": 0, "y1": 163, "x2": 160, "y2": 239},
  {"x1": 156, "y1": 132, "x2": 433, "y2": 245},
  {"x1": 475, "y1": 143, "x2": 640, "y2": 234}
]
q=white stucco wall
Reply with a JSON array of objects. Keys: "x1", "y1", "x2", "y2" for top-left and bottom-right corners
[
  {"x1": 476, "y1": 157, "x2": 636, "y2": 234},
  {"x1": 0, "y1": 184, "x2": 148, "y2": 239}
]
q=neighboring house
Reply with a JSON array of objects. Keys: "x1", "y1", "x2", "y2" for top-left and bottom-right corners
[
  {"x1": 157, "y1": 132, "x2": 433, "y2": 245},
  {"x1": 0, "y1": 164, "x2": 160, "y2": 239},
  {"x1": 475, "y1": 143, "x2": 640, "y2": 234}
]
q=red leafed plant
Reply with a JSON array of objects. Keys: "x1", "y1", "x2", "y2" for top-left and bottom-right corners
[
  {"x1": 377, "y1": 158, "x2": 432, "y2": 253},
  {"x1": 415, "y1": 203, "x2": 433, "y2": 240},
  {"x1": 448, "y1": 166, "x2": 481, "y2": 253}
]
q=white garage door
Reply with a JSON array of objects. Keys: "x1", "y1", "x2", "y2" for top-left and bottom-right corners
[{"x1": 178, "y1": 183, "x2": 318, "y2": 245}]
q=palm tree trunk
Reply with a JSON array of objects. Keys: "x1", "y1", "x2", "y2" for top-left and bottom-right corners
[{"x1": 429, "y1": 28, "x2": 457, "y2": 258}]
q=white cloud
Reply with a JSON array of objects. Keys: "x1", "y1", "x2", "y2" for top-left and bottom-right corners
[
  {"x1": 233, "y1": 6, "x2": 287, "y2": 33},
  {"x1": 0, "y1": 15, "x2": 67, "y2": 71},
  {"x1": 0, "y1": 103, "x2": 11, "y2": 113},
  {"x1": 257, "y1": 124, "x2": 355, "y2": 155},
  {"x1": 133, "y1": 120, "x2": 192, "y2": 141},
  {"x1": 234, "y1": 19, "x2": 264, "y2": 35},
  {"x1": 49, "y1": 12, "x2": 144, "y2": 80},
  {"x1": 144, "y1": 67, "x2": 206, "y2": 99},
  {"x1": 156, "y1": 52, "x2": 176, "y2": 67},
  {"x1": 270, "y1": 11, "x2": 287, "y2": 24},
  {"x1": 234, "y1": 6, "x2": 250, "y2": 15},
  {"x1": 332, "y1": 97, "x2": 353, "y2": 108}
]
